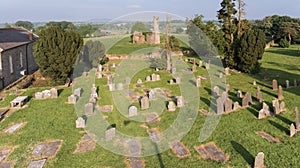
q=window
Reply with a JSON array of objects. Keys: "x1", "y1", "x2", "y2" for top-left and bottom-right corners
[
  {"x1": 20, "y1": 52, "x2": 23, "y2": 67},
  {"x1": 9, "y1": 55, "x2": 13, "y2": 73}
]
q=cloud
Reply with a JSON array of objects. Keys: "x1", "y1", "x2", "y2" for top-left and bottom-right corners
[{"x1": 127, "y1": 4, "x2": 141, "y2": 8}]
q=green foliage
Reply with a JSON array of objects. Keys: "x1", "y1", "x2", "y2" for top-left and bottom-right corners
[
  {"x1": 33, "y1": 27, "x2": 83, "y2": 84},
  {"x1": 278, "y1": 38, "x2": 290, "y2": 48},
  {"x1": 15, "y1": 20, "x2": 34, "y2": 31},
  {"x1": 4, "y1": 23, "x2": 11, "y2": 28},
  {"x1": 82, "y1": 40, "x2": 106, "y2": 67},
  {"x1": 169, "y1": 35, "x2": 180, "y2": 51},
  {"x1": 75, "y1": 24, "x2": 98, "y2": 37},
  {"x1": 131, "y1": 22, "x2": 150, "y2": 34},
  {"x1": 46, "y1": 21, "x2": 76, "y2": 30},
  {"x1": 150, "y1": 49, "x2": 169, "y2": 70},
  {"x1": 234, "y1": 29, "x2": 266, "y2": 73},
  {"x1": 175, "y1": 27, "x2": 184, "y2": 34}
]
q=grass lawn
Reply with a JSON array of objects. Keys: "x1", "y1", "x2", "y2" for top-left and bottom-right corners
[{"x1": 0, "y1": 45, "x2": 300, "y2": 167}]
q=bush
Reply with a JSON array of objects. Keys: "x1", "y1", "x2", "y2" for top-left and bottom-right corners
[{"x1": 278, "y1": 38, "x2": 290, "y2": 48}]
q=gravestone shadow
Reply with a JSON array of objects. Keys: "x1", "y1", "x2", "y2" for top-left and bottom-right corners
[{"x1": 231, "y1": 141, "x2": 254, "y2": 166}]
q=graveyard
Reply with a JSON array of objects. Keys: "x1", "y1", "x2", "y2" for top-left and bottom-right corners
[{"x1": 0, "y1": 41, "x2": 299, "y2": 167}]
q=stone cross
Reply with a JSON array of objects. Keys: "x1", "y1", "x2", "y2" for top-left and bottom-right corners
[
  {"x1": 140, "y1": 96, "x2": 149, "y2": 110},
  {"x1": 272, "y1": 79, "x2": 278, "y2": 90},
  {"x1": 278, "y1": 85, "x2": 284, "y2": 100}
]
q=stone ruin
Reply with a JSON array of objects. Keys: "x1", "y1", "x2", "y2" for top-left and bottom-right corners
[
  {"x1": 132, "y1": 32, "x2": 145, "y2": 44},
  {"x1": 34, "y1": 88, "x2": 58, "y2": 99},
  {"x1": 132, "y1": 16, "x2": 160, "y2": 45}
]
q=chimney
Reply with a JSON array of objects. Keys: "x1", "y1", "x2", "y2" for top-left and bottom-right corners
[{"x1": 29, "y1": 33, "x2": 33, "y2": 40}]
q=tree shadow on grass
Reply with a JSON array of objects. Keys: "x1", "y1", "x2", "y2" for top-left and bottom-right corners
[
  {"x1": 268, "y1": 120, "x2": 289, "y2": 135},
  {"x1": 266, "y1": 48, "x2": 300, "y2": 58},
  {"x1": 231, "y1": 141, "x2": 254, "y2": 166}
]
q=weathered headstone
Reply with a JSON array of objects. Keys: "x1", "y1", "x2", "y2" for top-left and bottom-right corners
[
  {"x1": 98, "y1": 64, "x2": 103, "y2": 72},
  {"x1": 272, "y1": 99, "x2": 280, "y2": 114},
  {"x1": 256, "y1": 87, "x2": 263, "y2": 103},
  {"x1": 137, "y1": 79, "x2": 143, "y2": 84},
  {"x1": 233, "y1": 102, "x2": 241, "y2": 110},
  {"x1": 128, "y1": 106, "x2": 138, "y2": 117},
  {"x1": 125, "y1": 77, "x2": 131, "y2": 85},
  {"x1": 295, "y1": 107, "x2": 300, "y2": 130},
  {"x1": 290, "y1": 123, "x2": 296, "y2": 137},
  {"x1": 68, "y1": 95, "x2": 77, "y2": 104},
  {"x1": 196, "y1": 77, "x2": 201, "y2": 88},
  {"x1": 225, "y1": 98, "x2": 232, "y2": 112},
  {"x1": 50, "y1": 88, "x2": 58, "y2": 98},
  {"x1": 272, "y1": 79, "x2": 278, "y2": 90},
  {"x1": 286, "y1": 80, "x2": 289, "y2": 88},
  {"x1": 263, "y1": 102, "x2": 271, "y2": 116},
  {"x1": 216, "y1": 97, "x2": 224, "y2": 114},
  {"x1": 76, "y1": 117, "x2": 85, "y2": 128},
  {"x1": 35, "y1": 92, "x2": 43, "y2": 99},
  {"x1": 279, "y1": 101, "x2": 286, "y2": 112},
  {"x1": 109, "y1": 83, "x2": 115, "y2": 91},
  {"x1": 107, "y1": 75, "x2": 113, "y2": 85},
  {"x1": 253, "y1": 81, "x2": 257, "y2": 86},
  {"x1": 294, "y1": 79, "x2": 297, "y2": 87},
  {"x1": 148, "y1": 90, "x2": 155, "y2": 100},
  {"x1": 237, "y1": 90, "x2": 243, "y2": 98},
  {"x1": 156, "y1": 74, "x2": 160, "y2": 81},
  {"x1": 213, "y1": 86, "x2": 220, "y2": 97},
  {"x1": 105, "y1": 127, "x2": 116, "y2": 141},
  {"x1": 85, "y1": 103, "x2": 94, "y2": 116},
  {"x1": 254, "y1": 152, "x2": 265, "y2": 168},
  {"x1": 242, "y1": 92, "x2": 252, "y2": 107},
  {"x1": 177, "y1": 96, "x2": 184, "y2": 108},
  {"x1": 140, "y1": 96, "x2": 149, "y2": 110},
  {"x1": 168, "y1": 101, "x2": 176, "y2": 111},
  {"x1": 221, "y1": 91, "x2": 228, "y2": 104},
  {"x1": 74, "y1": 88, "x2": 82, "y2": 97},
  {"x1": 224, "y1": 67, "x2": 229, "y2": 75},
  {"x1": 146, "y1": 76, "x2": 151, "y2": 82},
  {"x1": 226, "y1": 84, "x2": 230, "y2": 93},
  {"x1": 151, "y1": 73, "x2": 157, "y2": 81},
  {"x1": 199, "y1": 60, "x2": 203, "y2": 67},
  {"x1": 117, "y1": 83, "x2": 123, "y2": 91},
  {"x1": 278, "y1": 85, "x2": 284, "y2": 100}
]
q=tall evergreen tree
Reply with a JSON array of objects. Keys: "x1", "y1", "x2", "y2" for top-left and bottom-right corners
[{"x1": 33, "y1": 27, "x2": 83, "y2": 84}]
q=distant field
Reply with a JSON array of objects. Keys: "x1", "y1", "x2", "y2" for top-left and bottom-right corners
[{"x1": 0, "y1": 45, "x2": 300, "y2": 167}]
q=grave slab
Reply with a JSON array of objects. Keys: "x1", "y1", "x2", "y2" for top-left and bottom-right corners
[
  {"x1": 169, "y1": 141, "x2": 190, "y2": 158},
  {"x1": 28, "y1": 159, "x2": 47, "y2": 168},
  {"x1": 256, "y1": 132, "x2": 281, "y2": 143},
  {"x1": 195, "y1": 142, "x2": 229, "y2": 162}
]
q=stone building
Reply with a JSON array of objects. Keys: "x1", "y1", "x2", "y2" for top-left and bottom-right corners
[{"x1": 0, "y1": 28, "x2": 38, "y2": 89}]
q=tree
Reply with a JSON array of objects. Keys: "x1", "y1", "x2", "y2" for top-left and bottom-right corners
[
  {"x1": 4, "y1": 23, "x2": 11, "y2": 28},
  {"x1": 169, "y1": 36, "x2": 180, "y2": 51},
  {"x1": 217, "y1": 0, "x2": 237, "y2": 66},
  {"x1": 280, "y1": 22, "x2": 300, "y2": 44},
  {"x1": 234, "y1": 29, "x2": 266, "y2": 73},
  {"x1": 46, "y1": 21, "x2": 76, "y2": 30},
  {"x1": 131, "y1": 22, "x2": 150, "y2": 33},
  {"x1": 278, "y1": 38, "x2": 290, "y2": 48},
  {"x1": 175, "y1": 27, "x2": 184, "y2": 34},
  {"x1": 15, "y1": 21, "x2": 34, "y2": 31},
  {"x1": 83, "y1": 40, "x2": 107, "y2": 67},
  {"x1": 33, "y1": 27, "x2": 83, "y2": 84},
  {"x1": 236, "y1": 0, "x2": 246, "y2": 36},
  {"x1": 75, "y1": 24, "x2": 98, "y2": 37}
]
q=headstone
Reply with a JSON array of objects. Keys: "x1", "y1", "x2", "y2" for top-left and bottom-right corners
[
  {"x1": 125, "y1": 77, "x2": 131, "y2": 85},
  {"x1": 105, "y1": 128, "x2": 116, "y2": 141},
  {"x1": 272, "y1": 99, "x2": 280, "y2": 114},
  {"x1": 97, "y1": 72, "x2": 103, "y2": 78},
  {"x1": 76, "y1": 117, "x2": 85, "y2": 128},
  {"x1": 42, "y1": 90, "x2": 51, "y2": 98},
  {"x1": 151, "y1": 74, "x2": 157, "y2": 81},
  {"x1": 85, "y1": 103, "x2": 94, "y2": 116},
  {"x1": 192, "y1": 65, "x2": 197, "y2": 72},
  {"x1": 226, "y1": 84, "x2": 230, "y2": 93},
  {"x1": 237, "y1": 90, "x2": 243, "y2": 98},
  {"x1": 170, "y1": 79, "x2": 174, "y2": 85},
  {"x1": 146, "y1": 76, "x2": 151, "y2": 82},
  {"x1": 112, "y1": 63, "x2": 116, "y2": 68},
  {"x1": 242, "y1": 92, "x2": 252, "y2": 107},
  {"x1": 224, "y1": 67, "x2": 229, "y2": 75},
  {"x1": 290, "y1": 123, "x2": 296, "y2": 137},
  {"x1": 91, "y1": 84, "x2": 98, "y2": 98},
  {"x1": 176, "y1": 77, "x2": 181, "y2": 84},
  {"x1": 109, "y1": 83, "x2": 115, "y2": 91},
  {"x1": 213, "y1": 86, "x2": 220, "y2": 97},
  {"x1": 286, "y1": 80, "x2": 289, "y2": 88},
  {"x1": 50, "y1": 88, "x2": 58, "y2": 98},
  {"x1": 278, "y1": 85, "x2": 284, "y2": 100},
  {"x1": 148, "y1": 90, "x2": 155, "y2": 100},
  {"x1": 98, "y1": 64, "x2": 103, "y2": 72},
  {"x1": 216, "y1": 97, "x2": 224, "y2": 114},
  {"x1": 233, "y1": 102, "x2": 241, "y2": 110},
  {"x1": 256, "y1": 87, "x2": 263, "y2": 103},
  {"x1": 253, "y1": 81, "x2": 257, "y2": 86},
  {"x1": 199, "y1": 60, "x2": 203, "y2": 67},
  {"x1": 74, "y1": 88, "x2": 82, "y2": 97},
  {"x1": 272, "y1": 79, "x2": 278, "y2": 90},
  {"x1": 225, "y1": 98, "x2": 232, "y2": 112},
  {"x1": 219, "y1": 72, "x2": 223, "y2": 78},
  {"x1": 205, "y1": 61, "x2": 210, "y2": 70},
  {"x1": 263, "y1": 102, "x2": 271, "y2": 116},
  {"x1": 172, "y1": 67, "x2": 176, "y2": 74},
  {"x1": 156, "y1": 74, "x2": 160, "y2": 81},
  {"x1": 68, "y1": 95, "x2": 77, "y2": 104},
  {"x1": 221, "y1": 91, "x2": 228, "y2": 104},
  {"x1": 294, "y1": 79, "x2": 297, "y2": 87},
  {"x1": 140, "y1": 96, "x2": 149, "y2": 110},
  {"x1": 106, "y1": 64, "x2": 110, "y2": 72},
  {"x1": 196, "y1": 77, "x2": 201, "y2": 88},
  {"x1": 295, "y1": 107, "x2": 300, "y2": 130},
  {"x1": 137, "y1": 79, "x2": 142, "y2": 84},
  {"x1": 279, "y1": 101, "x2": 286, "y2": 112},
  {"x1": 107, "y1": 75, "x2": 113, "y2": 85},
  {"x1": 89, "y1": 97, "x2": 96, "y2": 104},
  {"x1": 117, "y1": 83, "x2": 123, "y2": 91},
  {"x1": 35, "y1": 92, "x2": 43, "y2": 99},
  {"x1": 177, "y1": 96, "x2": 184, "y2": 108},
  {"x1": 82, "y1": 71, "x2": 88, "y2": 77},
  {"x1": 254, "y1": 152, "x2": 265, "y2": 168},
  {"x1": 168, "y1": 101, "x2": 176, "y2": 111},
  {"x1": 128, "y1": 106, "x2": 138, "y2": 117}
]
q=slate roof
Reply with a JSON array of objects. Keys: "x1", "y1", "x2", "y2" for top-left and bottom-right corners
[{"x1": 0, "y1": 28, "x2": 38, "y2": 51}]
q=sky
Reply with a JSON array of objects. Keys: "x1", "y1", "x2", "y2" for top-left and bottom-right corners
[{"x1": 0, "y1": 0, "x2": 299, "y2": 23}]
